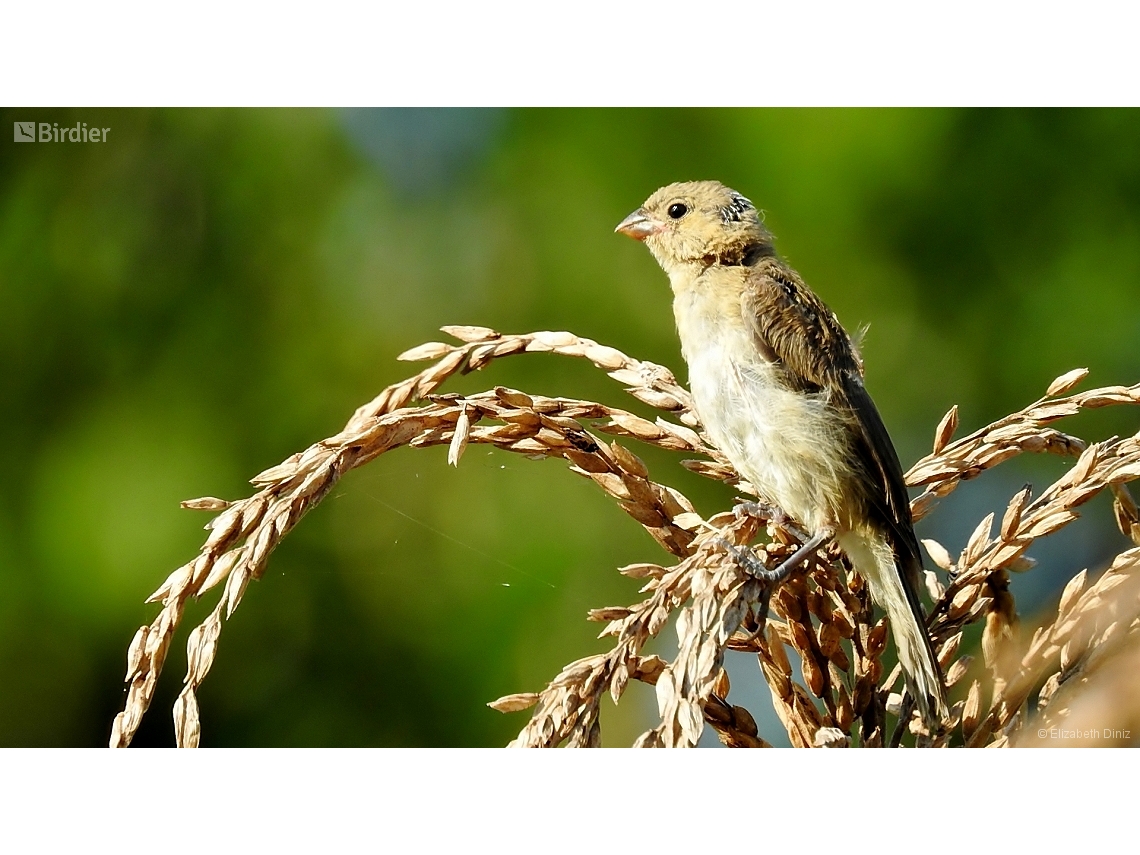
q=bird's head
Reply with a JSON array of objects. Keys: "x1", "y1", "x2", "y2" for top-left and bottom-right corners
[{"x1": 615, "y1": 180, "x2": 773, "y2": 274}]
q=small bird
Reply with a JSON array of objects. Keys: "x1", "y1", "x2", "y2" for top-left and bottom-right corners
[{"x1": 616, "y1": 180, "x2": 947, "y2": 727}]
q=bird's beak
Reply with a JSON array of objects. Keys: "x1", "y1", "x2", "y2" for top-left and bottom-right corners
[{"x1": 614, "y1": 208, "x2": 664, "y2": 241}]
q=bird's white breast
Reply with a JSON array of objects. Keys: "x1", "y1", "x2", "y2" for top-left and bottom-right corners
[{"x1": 672, "y1": 285, "x2": 854, "y2": 532}]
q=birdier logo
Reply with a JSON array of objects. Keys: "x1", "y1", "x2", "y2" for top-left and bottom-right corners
[{"x1": 13, "y1": 121, "x2": 110, "y2": 143}]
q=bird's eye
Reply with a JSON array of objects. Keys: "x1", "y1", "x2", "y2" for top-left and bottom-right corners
[{"x1": 667, "y1": 202, "x2": 688, "y2": 219}]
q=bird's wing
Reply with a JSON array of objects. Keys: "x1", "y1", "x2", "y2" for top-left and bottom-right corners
[{"x1": 740, "y1": 260, "x2": 925, "y2": 596}]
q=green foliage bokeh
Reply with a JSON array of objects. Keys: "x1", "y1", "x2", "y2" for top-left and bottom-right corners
[{"x1": 1, "y1": 108, "x2": 1137, "y2": 746}]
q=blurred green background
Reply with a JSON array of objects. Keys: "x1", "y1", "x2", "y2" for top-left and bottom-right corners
[{"x1": 1, "y1": 108, "x2": 1138, "y2": 747}]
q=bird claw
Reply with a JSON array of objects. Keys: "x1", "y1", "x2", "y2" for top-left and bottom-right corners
[
  {"x1": 719, "y1": 539, "x2": 793, "y2": 583},
  {"x1": 732, "y1": 500, "x2": 789, "y2": 527},
  {"x1": 719, "y1": 528, "x2": 835, "y2": 650},
  {"x1": 720, "y1": 527, "x2": 834, "y2": 584},
  {"x1": 716, "y1": 540, "x2": 776, "y2": 643},
  {"x1": 719, "y1": 539, "x2": 764, "y2": 575},
  {"x1": 741, "y1": 587, "x2": 774, "y2": 644}
]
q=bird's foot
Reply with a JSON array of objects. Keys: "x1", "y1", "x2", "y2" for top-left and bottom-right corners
[
  {"x1": 721, "y1": 527, "x2": 835, "y2": 583},
  {"x1": 717, "y1": 541, "x2": 775, "y2": 643},
  {"x1": 732, "y1": 500, "x2": 790, "y2": 527},
  {"x1": 739, "y1": 586, "x2": 774, "y2": 644},
  {"x1": 719, "y1": 540, "x2": 770, "y2": 578},
  {"x1": 720, "y1": 528, "x2": 835, "y2": 646}
]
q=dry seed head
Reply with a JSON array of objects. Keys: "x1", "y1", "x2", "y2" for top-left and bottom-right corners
[
  {"x1": 197, "y1": 549, "x2": 242, "y2": 598},
  {"x1": 814, "y1": 726, "x2": 849, "y2": 748},
  {"x1": 921, "y1": 538, "x2": 953, "y2": 572},
  {"x1": 963, "y1": 679, "x2": 982, "y2": 737},
  {"x1": 867, "y1": 618, "x2": 889, "y2": 657},
  {"x1": 827, "y1": 640, "x2": 851, "y2": 671},
  {"x1": 111, "y1": 328, "x2": 1140, "y2": 748},
  {"x1": 181, "y1": 496, "x2": 231, "y2": 511},
  {"x1": 1068, "y1": 442, "x2": 1101, "y2": 485},
  {"x1": 948, "y1": 584, "x2": 981, "y2": 620},
  {"x1": 932, "y1": 405, "x2": 959, "y2": 454},
  {"x1": 789, "y1": 617, "x2": 814, "y2": 657},
  {"x1": 764, "y1": 624, "x2": 792, "y2": 675},
  {"x1": 1008, "y1": 554, "x2": 1037, "y2": 572},
  {"x1": 1112, "y1": 484, "x2": 1140, "y2": 544},
  {"x1": 801, "y1": 651, "x2": 826, "y2": 698},
  {"x1": 758, "y1": 652, "x2": 792, "y2": 699},
  {"x1": 396, "y1": 340, "x2": 455, "y2": 362},
  {"x1": 713, "y1": 668, "x2": 731, "y2": 698},
  {"x1": 964, "y1": 596, "x2": 994, "y2": 623},
  {"x1": 587, "y1": 607, "x2": 633, "y2": 623},
  {"x1": 447, "y1": 405, "x2": 471, "y2": 466},
  {"x1": 945, "y1": 656, "x2": 972, "y2": 688},
  {"x1": 607, "y1": 412, "x2": 667, "y2": 444},
  {"x1": 124, "y1": 626, "x2": 148, "y2": 682},
  {"x1": 817, "y1": 622, "x2": 841, "y2": 658},
  {"x1": 829, "y1": 601, "x2": 855, "y2": 639},
  {"x1": 835, "y1": 685, "x2": 854, "y2": 731},
  {"x1": 1000, "y1": 485, "x2": 1034, "y2": 541},
  {"x1": 609, "y1": 442, "x2": 649, "y2": 479},
  {"x1": 1046, "y1": 367, "x2": 1089, "y2": 397},
  {"x1": 924, "y1": 570, "x2": 946, "y2": 601},
  {"x1": 1024, "y1": 510, "x2": 1080, "y2": 539},
  {"x1": 774, "y1": 588, "x2": 802, "y2": 622},
  {"x1": 937, "y1": 631, "x2": 964, "y2": 669},
  {"x1": 618, "y1": 562, "x2": 665, "y2": 580},
  {"x1": 962, "y1": 512, "x2": 995, "y2": 568},
  {"x1": 173, "y1": 687, "x2": 200, "y2": 749},
  {"x1": 982, "y1": 596, "x2": 1017, "y2": 674},
  {"x1": 184, "y1": 613, "x2": 220, "y2": 686},
  {"x1": 728, "y1": 704, "x2": 759, "y2": 737},
  {"x1": 440, "y1": 324, "x2": 499, "y2": 343},
  {"x1": 633, "y1": 655, "x2": 667, "y2": 684},
  {"x1": 203, "y1": 504, "x2": 242, "y2": 550}
]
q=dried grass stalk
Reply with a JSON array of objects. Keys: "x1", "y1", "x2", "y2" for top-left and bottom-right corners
[{"x1": 111, "y1": 335, "x2": 1140, "y2": 748}]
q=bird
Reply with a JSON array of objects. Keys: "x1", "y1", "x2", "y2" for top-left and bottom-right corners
[{"x1": 615, "y1": 179, "x2": 947, "y2": 728}]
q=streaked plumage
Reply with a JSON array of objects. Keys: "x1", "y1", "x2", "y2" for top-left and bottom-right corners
[{"x1": 616, "y1": 180, "x2": 947, "y2": 725}]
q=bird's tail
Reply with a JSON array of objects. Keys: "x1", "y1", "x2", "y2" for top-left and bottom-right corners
[{"x1": 838, "y1": 529, "x2": 947, "y2": 728}]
